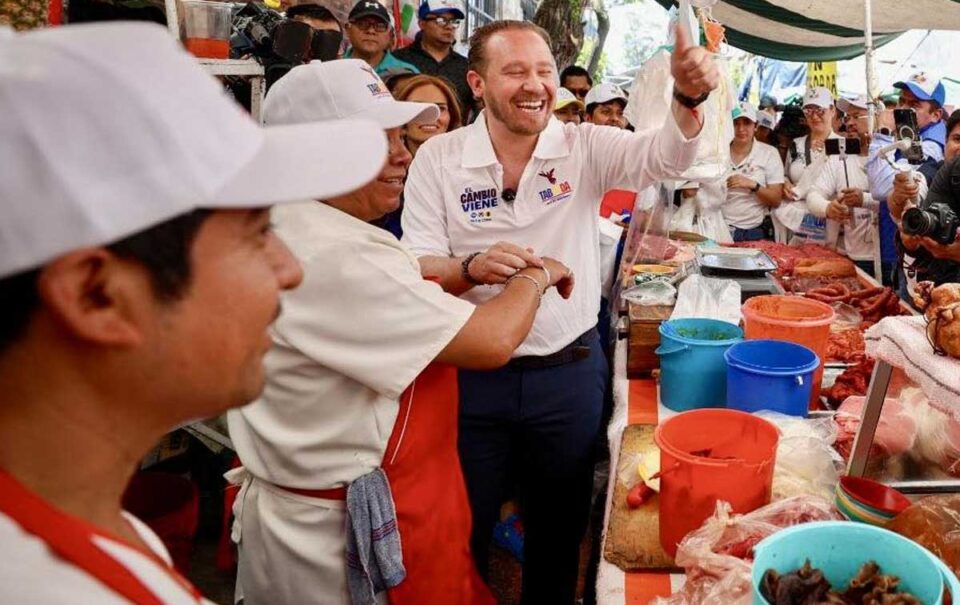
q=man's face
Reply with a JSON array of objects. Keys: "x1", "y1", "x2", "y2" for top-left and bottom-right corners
[
  {"x1": 586, "y1": 100, "x2": 625, "y2": 128},
  {"x1": 331, "y1": 127, "x2": 412, "y2": 220},
  {"x1": 843, "y1": 106, "x2": 868, "y2": 137},
  {"x1": 946, "y1": 124, "x2": 960, "y2": 162},
  {"x1": 755, "y1": 126, "x2": 772, "y2": 143},
  {"x1": 151, "y1": 209, "x2": 302, "y2": 417},
  {"x1": 346, "y1": 16, "x2": 390, "y2": 55},
  {"x1": 898, "y1": 88, "x2": 942, "y2": 129},
  {"x1": 562, "y1": 75, "x2": 590, "y2": 102},
  {"x1": 419, "y1": 11, "x2": 459, "y2": 46},
  {"x1": 733, "y1": 117, "x2": 756, "y2": 142},
  {"x1": 554, "y1": 104, "x2": 581, "y2": 125},
  {"x1": 468, "y1": 29, "x2": 557, "y2": 137}
]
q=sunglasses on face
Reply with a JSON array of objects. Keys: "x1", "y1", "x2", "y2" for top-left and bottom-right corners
[
  {"x1": 424, "y1": 16, "x2": 461, "y2": 27},
  {"x1": 803, "y1": 106, "x2": 827, "y2": 117},
  {"x1": 349, "y1": 19, "x2": 389, "y2": 33}
]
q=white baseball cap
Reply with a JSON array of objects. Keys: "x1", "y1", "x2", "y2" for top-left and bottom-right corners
[
  {"x1": 555, "y1": 87, "x2": 585, "y2": 111},
  {"x1": 803, "y1": 87, "x2": 834, "y2": 109},
  {"x1": 585, "y1": 82, "x2": 627, "y2": 109},
  {"x1": 265, "y1": 59, "x2": 439, "y2": 129},
  {"x1": 756, "y1": 111, "x2": 776, "y2": 130},
  {"x1": 836, "y1": 94, "x2": 870, "y2": 113},
  {"x1": 732, "y1": 101, "x2": 757, "y2": 123},
  {"x1": 0, "y1": 23, "x2": 387, "y2": 280}
]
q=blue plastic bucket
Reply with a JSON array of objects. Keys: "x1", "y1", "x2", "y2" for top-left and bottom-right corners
[
  {"x1": 752, "y1": 521, "x2": 960, "y2": 605},
  {"x1": 655, "y1": 318, "x2": 743, "y2": 412},
  {"x1": 725, "y1": 339, "x2": 819, "y2": 417}
]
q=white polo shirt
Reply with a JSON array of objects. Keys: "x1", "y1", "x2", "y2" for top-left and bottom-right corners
[
  {"x1": 721, "y1": 140, "x2": 785, "y2": 230},
  {"x1": 401, "y1": 112, "x2": 700, "y2": 356}
]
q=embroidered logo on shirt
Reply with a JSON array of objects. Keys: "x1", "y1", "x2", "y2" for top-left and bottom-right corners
[
  {"x1": 538, "y1": 168, "x2": 557, "y2": 184},
  {"x1": 460, "y1": 187, "x2": 499, "y2": 224},
  {"x1": 537, "y1": 180, "x2": 573, "y2": 205}
]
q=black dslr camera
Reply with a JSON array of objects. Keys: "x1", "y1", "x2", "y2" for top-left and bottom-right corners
[{"x1": 901, "y1": 157, "x2": 960, "y2": 245}]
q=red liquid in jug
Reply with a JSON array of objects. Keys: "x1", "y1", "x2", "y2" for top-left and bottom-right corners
[{"x1": 184, "y1": 37, "x2": 229, "y2": 59}]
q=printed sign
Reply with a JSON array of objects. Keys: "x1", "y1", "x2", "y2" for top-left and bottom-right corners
[{"x1": 806, "y1": 62, "x2": 838, "y2": 97}]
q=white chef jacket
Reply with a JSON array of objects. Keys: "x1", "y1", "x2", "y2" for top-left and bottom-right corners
[
  {"x1": 721, "y1": 140, "x2": 784, "y2": 230},
  {"x1": 0, "y1": 512, "x2": 213, "y2": 605},
  {"x1": 805, "y1": 155, "x2": 878, "y2": 261},
  {"x1": 227, "y1": 201, "x2": 474, "y2": 605},
  {"x1": 401, "y1": 111, "x2": 700, "y2": 357}
]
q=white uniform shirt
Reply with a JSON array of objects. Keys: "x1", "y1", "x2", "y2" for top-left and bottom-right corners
[
  {"x1": 806, "y1": 154, "x2": 877, "y2": 261},
  {"x1": 228, "y1": 201, "x2": 475, "y2": 490},
  {"x1": 401, "y1": 112, "x2": 699, "y2": 356},
  {"x1": 0, "y1": 512, "x2": 213, "y2": 604},
  {"x1": 721, "y1": 140, "x2": 785, "y2": 230}
]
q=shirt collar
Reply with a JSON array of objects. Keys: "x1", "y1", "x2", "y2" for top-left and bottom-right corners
[{"x1": 461, "y1": 112, "x2": 570, "y2": 168}]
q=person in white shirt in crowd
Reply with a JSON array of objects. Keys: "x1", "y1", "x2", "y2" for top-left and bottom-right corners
[
  {"x1": 723, "y1": 101, "x2": 785, "y2": 241},
  {"x1": 554, "y1": 87, "x2": 585, "y2": 125},
  {"x1": 400, "y1": 19, "x2": 718, "y2": 604},
  {"x1": 227, "y1": 59, "x2": 574, "y2": 605},
  {"x1": 805, "y1": 94, "x2": 881, "y2": 275},
  {"x1": 755, "y1": 110, "x2": 777, "y2": 145},
  {"x1": 0, "y1": 23, "x2": 387, "y2": 604},
  {"x1": 772, "y1": 87, "x2": 837, "y2": 243},
  {"x1": 671, "y1": 178, "x2": 732, "y2": 243},
  {"x1": 584, "y1": 82, "x2": 628, "y2": 129}
]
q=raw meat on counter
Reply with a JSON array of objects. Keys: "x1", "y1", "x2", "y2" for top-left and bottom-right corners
[
  {"x1": 826, "y1": 329, "x2": 866, "y2": 364},
  {"x1": 760, "y1": 560, "x2": 920, "y2": 605},
  {"x1": 793, "y1": 257, "x2": 857, "y2": 279},
  {"x1": 805, "y1": 286, "x2": 906, "y2": 329},
  {"x1": 833, "y1": 396, "x2": 918, "y2": 461},
  {"x1": 730, "y1": 242, "x2": 846, "y2": 277},
  {"x1": 822, "y1": 358, "x2": 875, "y2": 409},
  {"x1": 886, "y1": 495, "x2": 960, "y2": 579},
  {"x1": 783, "y1": 276, "x2": 864, "y2": 295}
]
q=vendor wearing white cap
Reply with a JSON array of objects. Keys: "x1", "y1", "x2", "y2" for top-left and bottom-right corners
[
  {"x1": 401, "y1": 20, "x2": 718, "y2": 603},
  {"x1": 584, "y1": 81, "x2": 628, "y2": 128},
  {"x1": 227, "y1": 59, "x2": 573, "y2": 605},
  {"x1": 806, "y1": 94, "x2": 881, "y2": 275},
  {"x1": 0, "y1": 23, "x2": 385, "y2": 604},
  {"x1": 554, "y1": 87, "x2": 585, "y2": 124},
  {"x1": 723, "y1": 101, "x2": 785, "y2": 241}
]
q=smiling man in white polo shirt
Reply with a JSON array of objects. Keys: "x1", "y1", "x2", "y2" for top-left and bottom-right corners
[{"x1": 400, "y1": 19, "x2": 718, "y2": 604}]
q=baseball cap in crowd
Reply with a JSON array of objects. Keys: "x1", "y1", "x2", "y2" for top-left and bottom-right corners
[
  {"x1": 555, "y1": 87, "x2": 585, "y2": 111},
  {"x1": 756, "y1": 112, "x2": 776, "y2": 130},
  {"x1": 418, "y1": 0, "x2": 465, "y2": 20},
  {"x1": 349, "y1": 0, "x2": 391, "y2": 24},
  {"x1": 265, "y1": 59, "x2": 439, "y2": 129},
  {"x1": 894, "y1": 72, "x2": 946, "y2": 107},
  {"x1": 803, "y1": 87, "x2": 834, "y2": 109},
  {"x1": 732, "y1": 101, "x2": 757, "y2": 123},
  {"x1": 759, "y1": 94, "x2": 778, "y2": 110},
  {"x1": 0, "y1": 22, "x2": 386, "y2": 280},
  {"x1": 584, "y1": 82, "x2": 627, "y2": 109},
  {"x1": 836, "y1": 94, "x2": 870, "y2": 113}
]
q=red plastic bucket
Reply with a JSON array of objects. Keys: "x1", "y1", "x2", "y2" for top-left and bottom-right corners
[
  {"x1": 741, "y1": 295, "x2": 835, "y2": 409},
  {"x1": 122, "y1": 472, "x2": 199, "y2": 573},
  {"x1": 654, "y1": 409, "x2": 779, "y2": 557}
]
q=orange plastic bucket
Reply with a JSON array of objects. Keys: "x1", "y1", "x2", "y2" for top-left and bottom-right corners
[
  {"x1": 654, "y1": 409, "x2": 779, "y2": 558},
  {"x1": 741, "y1": 295, "x2": 835, "y2": 408}
]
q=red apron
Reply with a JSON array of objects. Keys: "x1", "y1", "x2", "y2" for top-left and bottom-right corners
[
  {"x1": 0, "y1": 469, "x2": 203, "y2": 605},
  {"x1": 382, "y1": 362, "x2": 496, "y2": 605}
]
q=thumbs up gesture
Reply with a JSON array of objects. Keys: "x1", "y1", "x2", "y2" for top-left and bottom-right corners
[{"x1": 671, "y1": 24, "x2": 720, "y2": 99}]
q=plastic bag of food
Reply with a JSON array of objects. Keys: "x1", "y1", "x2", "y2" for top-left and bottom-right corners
[
  {"x1": 755, "y1": 411, "x2": 844, "y2": 502},
  {"x1": 885, "y1": 495, "x2": 960, "y2": 578},
  {"x1": 621, "y1": 281, "x2": 677, "y2": 306},
  {"x1": 651, "y1": 497, "x2": 841, "y2": 605},
  {"x1": 670, "y1": 275, "x2": 741, "y2": 326},
  {"x1": 833, "y1": 396, "x2": 918, "y2": 463}
]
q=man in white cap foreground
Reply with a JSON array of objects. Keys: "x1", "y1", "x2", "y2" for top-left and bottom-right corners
[
  {"x1": 0, "y1": 23, "x2": 385, "y2": 604},
  {"x1": 227, "y1": 59, "x2": 574, "y2": 605},
  {"x1": 584, "y1": 81, "x2": 628, "y2": 129},
  {"x1": 554, "y1": 87, "x2": 585, "y2": 124},
  {"x1": 723, "y1": 101, "x2": 785, "y2": 241}
]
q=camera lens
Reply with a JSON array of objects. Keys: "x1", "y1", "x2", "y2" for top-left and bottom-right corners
[{"x1": 902, "y1": 207, "x2": 935, "y2": 237}]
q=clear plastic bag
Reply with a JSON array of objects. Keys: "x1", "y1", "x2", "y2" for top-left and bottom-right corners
[
  {"x1": 670, "y1": 275, "x2": 741, "y2": 326},
  {"x1": 755, "y1": 411, "x2": 844, "y2": 502},
  {"x1": 652, "y1": 496, "x2": 841, "y2": 605},
  {"x1": 621, "y1": 281, "x2": 677, "y2": 306}
]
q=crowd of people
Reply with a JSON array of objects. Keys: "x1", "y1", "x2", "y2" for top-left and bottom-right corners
[{"x1": 3, "y1": 2, "x2": 960, "y2": 605}]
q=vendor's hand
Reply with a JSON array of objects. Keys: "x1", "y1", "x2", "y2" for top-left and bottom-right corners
[
  {"x1": 726, "y1": 175, "x2": 756, "y2": 191},
  {"x1": 826, "y1": 199, "x2": 851, "y2": 222},
  {"x1": 469, "y1": 242, "x2": 543, "y2": 285},
  {"x1": 839, "y1": 187, "x2": 864, "y2": 208},
  {"x1": 919, "y1": 237, "x2": 960, "y2": 262},
  {"x1": 889, "y1": 172, "x2": 920, "y2": 220},
  {"x1": 671, "y1": 24, "x2": 720, "y2": 98},
  {"x1": 539, "y1": 257, "x2": 576, "y2": 299},
  {"x1": 783, "y1": 180, "x2": 799, "y2": 201}
]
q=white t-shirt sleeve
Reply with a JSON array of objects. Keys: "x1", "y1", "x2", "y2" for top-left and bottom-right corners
[
  {"x1": 582, "y1": 114, "x2": 701, "y2": 194},
  {"x1": 762, "y1": 145, "x2": 785, "y2": 185},
  {"x1": 805, "y1": 160, "x2": 837, "y2": 218},
  {"x1": 401, "y1": 144, "x2": 451, "y2": 258},
  {"x1": 276, "y1": 239, "x2": 475, "y2": 400}
]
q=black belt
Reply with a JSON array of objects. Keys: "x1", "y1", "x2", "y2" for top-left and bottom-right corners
[{"x1": 508, "y1": 328, "x2": 596, "y2": 371}]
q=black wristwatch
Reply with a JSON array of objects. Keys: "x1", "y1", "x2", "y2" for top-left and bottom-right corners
[
  {"x1": 751, "y1": 182, "x2": 761, "y2": 193},
  {"x1": 461, "y1": 252, "x2": 483, "y2": 285},
  {"x1": 673, "y1": 87, "x2": 709, "y2": 109}
]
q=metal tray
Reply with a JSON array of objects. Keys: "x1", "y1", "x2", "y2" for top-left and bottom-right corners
[{"x1": 697, "y1": 248, "x2": 778, "y2": 275}]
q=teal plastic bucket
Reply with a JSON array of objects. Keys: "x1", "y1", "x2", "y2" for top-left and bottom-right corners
[
  {"x1": 752, "y1": 521, "x2": 960, "y2": 605},
  {"x1": 656, "y1": 318, "x2": 743, "y2": 412}
]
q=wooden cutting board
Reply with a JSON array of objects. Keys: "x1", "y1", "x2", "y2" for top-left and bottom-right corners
[{"x1": 603, "y1": 424, "x2": 676, "y2": 571}]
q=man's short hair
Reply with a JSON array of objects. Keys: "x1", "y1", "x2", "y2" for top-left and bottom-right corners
[
  {"x1": 560, "y1": 65, "x2": 592, "y2": 88},
  {"x1": 0, "y1": 210, "x2": 212, "y2": 353},
  {"x1": 947, "y1": 109, "x2": 960, "y2": 136},
  {"x1": 286, "y1": 3, "x2": 341, "y2": 29},
  {"x1": 467, "y1": 20, "x2": 551, "y2": 76}
]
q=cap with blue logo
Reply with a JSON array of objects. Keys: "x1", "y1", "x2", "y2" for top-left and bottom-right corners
[
  {"x1": 732, "y1": 101, "x2": 757, "y2": 123},
  {"x1": 894, "y1": 72, "x2": 946, "y2": 107},
  {"x1": 418, "y1": 0, "x2": 465, "y2": 20}
]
